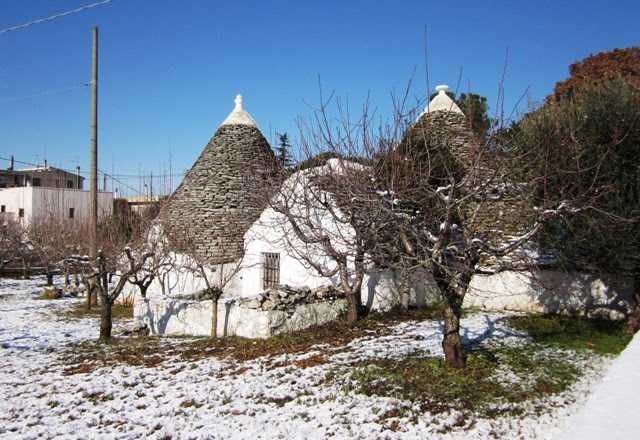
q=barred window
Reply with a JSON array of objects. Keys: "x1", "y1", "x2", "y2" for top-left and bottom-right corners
[{"x1": 262, "y1": 252, "x2": 280, "y2": 290}]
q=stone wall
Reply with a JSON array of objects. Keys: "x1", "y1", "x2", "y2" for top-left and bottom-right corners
[
  {"x1": 162, "y1": 124, "x2": 280, "y2": 263},
  {"x1": 465, "y1": 270, "x2": 635, "y2": 320},
  {"x1": 135, "y1": 294, "x2": 346, "y2": 339}
]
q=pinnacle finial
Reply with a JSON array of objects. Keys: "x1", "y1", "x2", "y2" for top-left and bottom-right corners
[
  {"x1": 234, "y1": 94, "x2": 243, "y2": 111},
  {"x1": 435, "y1": 85, "x2": 449, "y2": 94}
]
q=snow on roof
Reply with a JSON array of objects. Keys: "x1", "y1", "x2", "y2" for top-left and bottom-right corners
[
  {"x1": 221, "y1": 94, "x2": 258, "y2": 127},
  {"x1": 417, "y1": 85, "x2": 463, "y2": 121}
]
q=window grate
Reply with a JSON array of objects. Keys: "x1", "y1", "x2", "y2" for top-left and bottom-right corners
[{"x1": 262, "y1": 252, "x2": 280, "y2": 290}]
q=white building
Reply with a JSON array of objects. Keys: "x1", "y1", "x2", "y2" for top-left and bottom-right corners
[{"x1": 0, "y1": 186, "x2": 113, "y2": 227}]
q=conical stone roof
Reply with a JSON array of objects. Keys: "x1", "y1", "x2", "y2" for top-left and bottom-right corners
[
  {"x1": 163, "y1": 95, "x2": 280, "y2": 263},
  {"x1": 401, "y1": 85, "x2": 472, "y2": 176}
]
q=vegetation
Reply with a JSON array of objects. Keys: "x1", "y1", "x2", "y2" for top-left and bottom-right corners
[
  {"x1": 552, "y1": 46, "x2": 640, "y2": 101},
  {"x1": 505, "y1": 314, "x2": 631, "y2": 355},
  {"x1": 518, "y1": 77, "x2": 640, "y2": 276},
  {"x1": 346, "y1": 313, "x2": 630, "y2": 420},
  {"x1": 275, "y1": 132, "x2": 296, "y2": 172},
  {"x1": 56, "y1": 309, "x2": 631, "y2": 423}
]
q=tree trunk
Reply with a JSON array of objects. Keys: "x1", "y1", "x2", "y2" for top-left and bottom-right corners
[
  {"x1": 46, "y1": 271, "x2": 54, "y2": 286},
  {"x1": 400, "y1": 269, "x2": 411, "y2": 310},
  {"x1": 623, "y1": 277, "x2": 640, "y2": 335},
  {"x1": 86, "y1": 278, "x2": 95, "y2": 311},
  {"x1": 345, "y1": 290, "x2": 359, "y2": 324},
  {"x1": 442, "y1": 289, "x2": 465, "y2": 369},
  {"x1": 99, "y1": 293, "x2": 113, "y2": 340},
  {"x1": 211, "y1": 296, "x2": 219, "y2": 339},
  {"x1": 98, "y1": 253, "x2": 112, "y2": 340},
  {"x1": 22, "y1": 258, "x2": 30, "y2": 279}
]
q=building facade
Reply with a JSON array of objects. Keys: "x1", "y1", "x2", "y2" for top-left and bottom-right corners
[{"x1": 0, "y1": 186, "x2": 112, "y2": 226}]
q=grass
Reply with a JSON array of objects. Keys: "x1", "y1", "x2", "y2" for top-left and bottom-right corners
[
  {"x1": 346, "y1": 313, "x2": 631, "y2": 421},
  {"x1": 504, "y1": 314, "x2": 632, "y2": 355},
  {"x1": 57, "y1": 311, "x2": 396, "y2": 375},
  {"x1": 348, "y1": 342, "x2": 581, "y2": 418},
  {"x1": 62, "y1": 301, "x2": 134, "y2": 320},
  {"x1": 55, "y1": 306, "x2": 632, "y2": 423},
  {"x1": 57, "y1": 304, "x2": 449, "y2": 375}
]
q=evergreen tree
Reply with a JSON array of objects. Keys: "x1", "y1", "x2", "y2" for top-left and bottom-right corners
[{"x1": 276, "y1": 133, "x2": 295, "y2": 171}]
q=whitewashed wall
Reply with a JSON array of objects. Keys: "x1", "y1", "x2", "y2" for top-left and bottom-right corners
[
  {"x1": 465, "y1": 270, "x2": 635, "y2": 319},
  {"x1": 135, "y1": 297, "x2": 347, "y2": 338},
  {"x1": 0, "y1": 186, "x2": 112, "y2": 227}
]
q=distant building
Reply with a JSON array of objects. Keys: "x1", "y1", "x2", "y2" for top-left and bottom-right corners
[
  {"x1": 0, "y1": 186, "x2": 112, "y2": 227},
  {"x1": 121, "y1": 195, "x2": 166, "y2": 213},
  {"x1": 0, "y1": 156, "x2": 84, "y2": 190}
]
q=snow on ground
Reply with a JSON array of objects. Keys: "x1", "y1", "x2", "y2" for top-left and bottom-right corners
[
  {"x1": 0, "y1": 277, "x2": 616, "y2": 439},
  {"x1": 559, "y1": 328, "x2": 640, "y2": 439}
]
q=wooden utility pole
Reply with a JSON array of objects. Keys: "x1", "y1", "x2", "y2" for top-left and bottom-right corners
[{"x1": 89, "y1": 26, "x2": 98, "y2": 258}]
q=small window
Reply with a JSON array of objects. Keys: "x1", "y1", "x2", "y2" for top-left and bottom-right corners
[
  {"x1": 1, "y1": 205, "x2": 5, "y2": 212},
  {"x1": 18, "y1": 208, "x2": 24, "y2": 218},
  {"x1": 32, "y1": 178, "x2": 41, "y2": 187},
  {"x1": 67, "y1": 180, "x2": 73, "y2": 188},
  {"x1": 69, "y1": 208, "x2": 75, "y2": 219},
  {"x1": 262, "y1": 252, "x2": 280, "y2": 290}
]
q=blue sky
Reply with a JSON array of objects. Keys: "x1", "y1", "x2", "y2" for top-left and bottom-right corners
[{"x1": 0, "y1": 0, "x2": 638, "y2": 196}]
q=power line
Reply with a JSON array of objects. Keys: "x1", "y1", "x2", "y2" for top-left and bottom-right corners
[
  {"x1": 0, "y1": 83, "x2": 88, "y2": 103},
  {"x1": 0, "y1": 156, "x2": 184, "y2": 195},
  {"x1": 0, "y1": 0, "x2": 114, "y2": 35}
]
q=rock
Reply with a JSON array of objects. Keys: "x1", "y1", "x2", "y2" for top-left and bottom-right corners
[
  {"x1": 277, "y1": 289, "x2": 289, "y2": 298},
  {"x1": 262, "y1": 299, "x2": 276, "y2": 311},
  {"x1": 42, "y1": 287, "x2": 63, "y2": 299},
  {"x1": 240, "y1": 298, "x2": 262, "y2": 309},
  {"x1": 588, "y1": 308, "x2": 626, "y2": 321},
  {"x1": 115, "y1": 320, "x2": 150, "y2": 337}
]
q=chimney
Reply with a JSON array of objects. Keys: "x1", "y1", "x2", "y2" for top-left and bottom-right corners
[
  {"x1": 76, "y1": 166, "x2": 81, "y2": 189},
  {"x1": 8, "y1": 155, "x2": 14, "y2": 171},
  {"x1": 44, "y1": 159, "x2": 48, "y2": 169}
]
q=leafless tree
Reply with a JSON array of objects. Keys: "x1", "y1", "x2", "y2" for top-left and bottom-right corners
[
  {"x1": 260, "y1": 91, "x2": 396, "y2": 324},
  {"x1": 162, "y1": 219, "x2": 245, "y2": 339},
  {"x1": 374, "y1": 90, "x2": 610, "y2": 369},
  {"x1": 28, "y1": 214, "x2": 81, "y2": 286},
  {"x1": 125, "y1": 223, "x2": 172, "y2": 299},
  {"x1": 0, "y1": 218, "x2": 25, "y2": 273}
]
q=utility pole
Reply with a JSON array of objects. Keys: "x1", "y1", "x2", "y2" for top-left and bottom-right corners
[{"x1": 89, "y1": 26, "x2": 98, "y2": 259}]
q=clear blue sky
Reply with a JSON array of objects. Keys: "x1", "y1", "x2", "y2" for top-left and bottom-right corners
[{"x1": 0, "y1": 0, "x2": 638, "y2": 196}]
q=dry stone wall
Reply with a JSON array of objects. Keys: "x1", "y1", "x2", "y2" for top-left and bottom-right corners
[{"x1": 162, "y1": 124, "x2": 280, "y2": 263}]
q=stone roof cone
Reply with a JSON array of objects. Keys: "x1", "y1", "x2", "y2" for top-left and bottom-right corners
[
  {"x1": 403, "y1": 84, "x2": 471, "y2": 161},
  {"x1": 163, "y1": 95, "x2": 280, "y2": 263}
]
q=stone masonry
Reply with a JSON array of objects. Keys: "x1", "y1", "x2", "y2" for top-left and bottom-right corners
[{"x1": 162, "y1": 97, "x2": 280, "y2": 263}]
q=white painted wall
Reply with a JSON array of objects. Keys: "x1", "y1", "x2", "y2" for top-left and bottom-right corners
[
  {"x1": 465, "y1": 270, "x2": 635, "y2": 319},
  {"x1": 0, "y1": 186, "x2": 113, "y2": 227},
  {"x1": 135, "y1": 297, "x2": 347, "y2": 339},
  {"x1": 241, "y1": 160, "x2": 436, "y2": 311}
]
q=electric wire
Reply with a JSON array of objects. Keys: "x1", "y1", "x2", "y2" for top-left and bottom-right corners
[
  {"x1": 0, "y1": 0, "x2": 113, "y2": 35},
  {"x1": 0, "y1": 156, "x2": 185, "y2": 196},
  {"x1": 0, "y1": 83, "x2": 88, "y2": 104}
]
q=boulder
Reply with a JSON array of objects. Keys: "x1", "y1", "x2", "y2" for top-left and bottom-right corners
[{"x1": 42, "y1": 287, "x2": 63, "y2": 300}]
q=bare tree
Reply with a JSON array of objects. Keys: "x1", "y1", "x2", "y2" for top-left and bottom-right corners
[
  {"x1": 28, "y1": 214, "x2": 80, "y2": 286},
  {"x1": 125, "y1": 223, "x2": 172, "y2": 299},
  {"x1": 0, "y1": 218, "x2": 25, "y2": 272},
  {"x1": 162, "y1": 219, "x2": 245, "y2": 339},
  {"x1": 258, "y1": 91, "x2": 397, "y2": 324},
  {"x1": 374, "y1": 87, "x2": 610, "y2": 369}
]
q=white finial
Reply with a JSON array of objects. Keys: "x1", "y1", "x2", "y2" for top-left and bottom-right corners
[
  {"x1": 234, "y1": 94, "x2": 243, "y2": 111},
  {"x1": 221, "y1": 93, "x2": 257, "y2": 127},
  {"x1": 416, "y1": 83, "x2": 463, "y2": 119}
]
